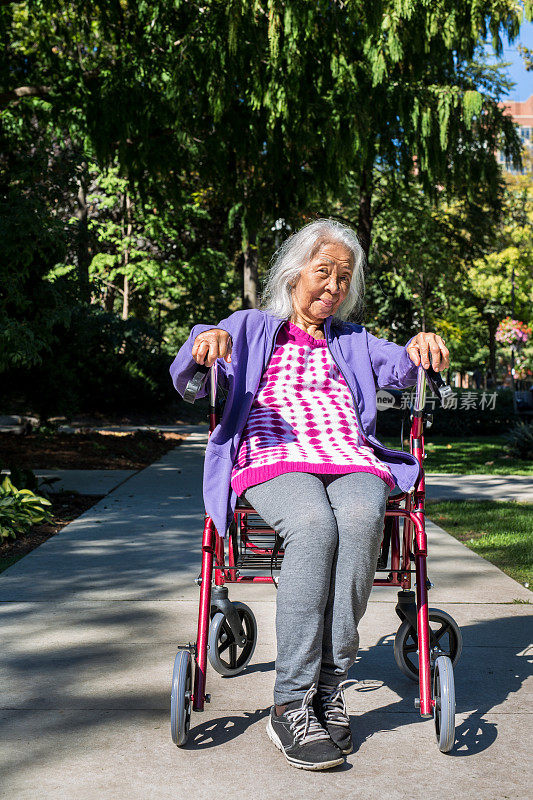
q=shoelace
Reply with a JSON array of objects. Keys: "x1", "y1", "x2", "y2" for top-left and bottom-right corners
[
  {"x1": 317, "y1": 679, "x2": 360, "y2": 727},
  {"x1": 284, "y1": 684, "x2": 330, "y2": 744}
]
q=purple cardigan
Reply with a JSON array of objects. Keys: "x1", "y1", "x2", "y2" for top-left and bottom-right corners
[{"x1": 170, "y1": 309, "x2": 421, "y2": 538}]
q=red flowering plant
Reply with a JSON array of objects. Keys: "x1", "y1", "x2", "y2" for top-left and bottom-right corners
[
  {"x1": 496, "y1": 318, "x2": 532, "y2": 380},
  {"x1": 495, "y1": 318, "x2": 532, "y2": 347}
]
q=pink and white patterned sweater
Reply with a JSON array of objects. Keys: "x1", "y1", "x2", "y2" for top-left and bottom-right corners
[{"x1": 230, "y1": 321, "x2": 395, "y2": 497}]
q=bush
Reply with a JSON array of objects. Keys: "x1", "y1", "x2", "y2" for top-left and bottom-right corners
[
  {"x1": 503, "y1": 421, "x2": 533, "y2": 460},
  {"x1": 376, "y1": 388, "x2": 519, "y2": 439},
  {"x1": 4, "y1": 306, "x2": 173, "y2": 420},
  {"x1": 430, "y1": 388, "x2": 517, "y2": 436},
  {"x1": 0, "y1": 475, "x2": 53, "y2": 541}
]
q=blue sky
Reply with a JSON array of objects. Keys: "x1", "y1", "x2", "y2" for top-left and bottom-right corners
[{"x1": 483, "y1": 18, "x2": 533, "y2": 102}]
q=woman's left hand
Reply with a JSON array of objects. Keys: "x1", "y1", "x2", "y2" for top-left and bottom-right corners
[{"x1": 406, "y1": 332, "x2": 450, "y2": 372}]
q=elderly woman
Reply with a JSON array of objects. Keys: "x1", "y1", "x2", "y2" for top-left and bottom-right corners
[{"x1": 170, "y1": 219, "x2": 449, "y2": 771}]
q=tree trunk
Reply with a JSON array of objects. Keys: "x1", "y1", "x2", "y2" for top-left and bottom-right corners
[
  {"x1": 76, "y1": 160, "x2": 91, "y2": 303},
  {"x1": 357, "y1": 155, "x2": 375, "y2": 259},
  {"x1": 103, "y1": 284, "x2": 116, "y2": 313},
  {"x1": 242, "y1": 232, "x2": 258, "y2": 309},
  {"x1": 122, "y1": 275, "x2": 129, "y2": 320},
  {"x1": 486, "y1": 315, "x2": 498, "y2": 375},
  {"x1": 122, "y1": 190, "x2": 132, "y2": 320}
]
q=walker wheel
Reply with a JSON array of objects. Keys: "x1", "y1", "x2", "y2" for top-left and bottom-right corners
[
  {"x1": 433, "y1": 655, "x2": 456, "y2": 753},
  {"x1": 208, "y1": 601, "x2": 257, "y2": 676},
  {"x1": 394, "y1": 608, "x2": 463, "y2": 681},
  {"x1": 170, "y1": 649, "x2": 193, "y2": 746}
]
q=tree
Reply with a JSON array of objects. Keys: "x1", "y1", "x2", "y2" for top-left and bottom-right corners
[
  {"x1": 0, "y1": 107, "x2": 75, "y2": 370},
  {"x1": 2, "y1": 0, "x2": 531, "y2": 389},
  {"x1": 324, "y1": 170, "x2": 494, "y2": 375},
  {"x1": 465, "y1": 172, "x2": 533, "y2": 375},
  {"x1": 223, "y1": 0, "x2": 530, "y2": 285},
  {"x1": 3, "y1": 1, "x2": 530, "y2": 312}
]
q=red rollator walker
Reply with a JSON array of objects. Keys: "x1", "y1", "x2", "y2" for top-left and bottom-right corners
[{"x1": 171, "y1": 361, "x2": 462, "y2": 753}]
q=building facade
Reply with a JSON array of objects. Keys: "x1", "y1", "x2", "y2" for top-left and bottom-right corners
[{"x1": 497, "y1": 93, "x2": 533, "y2": 173}]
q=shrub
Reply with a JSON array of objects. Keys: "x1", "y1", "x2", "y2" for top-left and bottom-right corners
[
  {"x1": 0, "y1": 475, "x2": 53, "y2": 541},
  {"x1": 4, "y1": 306, "x2": 173, "y2": 420},
  {"x1": 375, "y1": 388, "x2": 519, "y2": 439},
  {"x1": 503, "y1": 421, "x2": 533, "y2": 461}
]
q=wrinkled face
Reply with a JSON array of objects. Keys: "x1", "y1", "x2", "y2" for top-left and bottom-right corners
[{"x1": 291, "y1": 241, "x2": 354, "y2": 323}]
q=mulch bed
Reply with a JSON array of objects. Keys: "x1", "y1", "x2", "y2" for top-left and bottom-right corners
[
  {"x1": 0, "y1": 492, "x2": 105, "y2": 572},
  {"x1": 0, "y1": 427, "x2": 188, "y2": 572},
  {"x1": 0, "y1": 429, "x2": 185, "y2": 470}
]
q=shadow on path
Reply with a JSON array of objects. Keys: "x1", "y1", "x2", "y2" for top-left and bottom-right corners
[{"x1": 347, "y1": 613, "x2": 532, "y2": 756}]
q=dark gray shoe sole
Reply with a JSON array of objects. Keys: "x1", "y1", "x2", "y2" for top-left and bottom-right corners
[{"x1": 266, "y1": 718, "x2": 345, "y2": 770}]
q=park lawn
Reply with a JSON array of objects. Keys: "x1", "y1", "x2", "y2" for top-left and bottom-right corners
[
  {"x1": 426, "y1": 499, "x2": 533, "y2": 588},
  {"x1": 381, "y1": 435, "x2": 532, "y2": 475}
]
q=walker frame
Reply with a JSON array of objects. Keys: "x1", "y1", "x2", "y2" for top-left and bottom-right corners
[{"x1": 171, "y1": 358, "x2": 462, "y2": 753}]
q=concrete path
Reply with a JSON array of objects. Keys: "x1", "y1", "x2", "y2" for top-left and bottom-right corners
[
  {"x1": 1, "y1": 424, "x2": 203, "y2": 496},
  {"x1": 425, "y1": 473, "x2": 533, "y2": 503},
  {"x1": 0, "y1": 415, "x2": 194, "y2": 434},
  {"x1": 5, "y1": 466, "x2": 531, "y2": 501},
  {"x1": 2, "y1": 469, "x2": 137, "y2": 496},
  {"x1": 1, "y1": 431, "x2": 531, "y2": 799}
]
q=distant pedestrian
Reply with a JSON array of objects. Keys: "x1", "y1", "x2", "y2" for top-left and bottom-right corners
[{"x1": 472, "y1": 368, "x2": 483, "y2": 389}]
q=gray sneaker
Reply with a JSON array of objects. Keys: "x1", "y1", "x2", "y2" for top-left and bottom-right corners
[
  {"x1": 266, "y1": 684, "x2": 344, "y2": 770},
  {"x1": 313, "y1": 680, "x2": 356, "y2": 755}
]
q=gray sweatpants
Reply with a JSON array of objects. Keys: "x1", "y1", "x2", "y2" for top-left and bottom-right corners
[{"x1": 244, "y1": 471, "x2": 390, "y2": 705}]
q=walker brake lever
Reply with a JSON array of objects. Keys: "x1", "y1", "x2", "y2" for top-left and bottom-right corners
[
  {"x1": 424, "y1": 364, "x2": 453, "y2": 405},
  {"x1": 183, "y1": 364, "x2": 210, "y2": 404}
]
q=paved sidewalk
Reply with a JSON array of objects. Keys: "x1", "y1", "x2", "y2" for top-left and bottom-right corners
[
  {"x1": 1, "y1": 431, "x2": 531, "y2": 799},
  {"x1": 4, "y1": 469, "x2": 137, "y2": 496},
  {"x1": 0, "y1": 415, "x2": 196, "y2": 434},
  {"x1": 1, "y1": 424, "x2": 204, "y2": 496},
  {"x1": 425, "y1": 473, "x2": 533, "y2": 502}
]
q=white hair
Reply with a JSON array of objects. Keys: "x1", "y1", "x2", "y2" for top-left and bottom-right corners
[{"x1": 260, "y1": 218, "x2": 366, "y2": 321}]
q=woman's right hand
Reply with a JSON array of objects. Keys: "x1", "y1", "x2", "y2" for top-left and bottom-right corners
[{"x1": 191, "y1": 329, "x2": 232, "y2": 367}]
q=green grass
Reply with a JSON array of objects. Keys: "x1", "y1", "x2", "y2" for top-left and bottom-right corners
[
  {"x1": 381, "y1": 435, "x2": 533, "y2": 475},
  {"x1": 426, "y1": 499, "x2": 533, "y2": 587}
]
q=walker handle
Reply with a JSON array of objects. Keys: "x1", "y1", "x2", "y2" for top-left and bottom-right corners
[
  {"x1": 424, "y1": 364, "x2": 453, "y2": 404},
  {"x1": 184, "y1": 360, "x2": 451, "y2": 411},
  {"x1": 183, "y1": 364, "x2": 210, "y2": 404}
]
